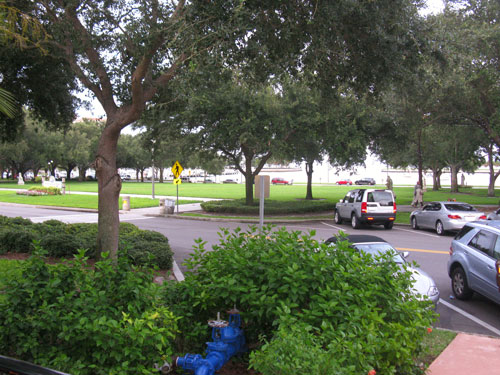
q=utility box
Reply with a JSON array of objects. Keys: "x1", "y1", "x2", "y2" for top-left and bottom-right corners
[{"x1": 254, "y1": 175, "x2": 270, "y2": 199}]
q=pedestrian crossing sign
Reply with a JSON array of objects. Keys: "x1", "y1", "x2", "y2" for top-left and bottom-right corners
[{"x1": 172, "y1": 161, "x2": 183, "y2": 178}]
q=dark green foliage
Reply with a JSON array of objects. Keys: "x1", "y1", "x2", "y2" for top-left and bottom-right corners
[
  {"x1": 201, "y1": 199, "x2": 335, "y2": 214},
  {"x1": 0, "y1": 216, "x2": 172, "y2": 269},
  {"x1": 165, "y1": 226, "x2": 436, "y2": 374},
  {"x1": 0, "y1": 227, "x2": 35, "y2": 254},
  {"x1": 39, "y1": 233, "x2": 83, "y2": 257},
  {"x1": 0, "y1": 249, "x2": 178, "y2": 375}
]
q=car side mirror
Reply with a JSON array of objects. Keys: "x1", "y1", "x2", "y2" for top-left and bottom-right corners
[
  {"x1": 339, "y1": 199, "x2": 344, "y2": 203},
  {"x1": 402, "y1": 251, "x2": 410, "y2": 259}
]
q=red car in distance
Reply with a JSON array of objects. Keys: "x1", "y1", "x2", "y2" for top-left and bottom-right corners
[
  {"x1": 336, "y1": 179, "x2": 353, "y2": 185},
  {"x1": 271, "y1": 177, "x2": 293, "y2": 185}
]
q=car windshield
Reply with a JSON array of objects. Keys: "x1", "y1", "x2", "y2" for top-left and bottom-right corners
[
  {"x1": 444, "y1": 204, "x2": 476, "y2": 212},
  {"x1": 353, "y1": 242, "x2": 404, "y2": 264}
]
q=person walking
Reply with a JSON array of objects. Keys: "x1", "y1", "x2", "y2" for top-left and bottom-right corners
[{"x1": 413, "y1": 182, "x2": 424, "y2": 207}]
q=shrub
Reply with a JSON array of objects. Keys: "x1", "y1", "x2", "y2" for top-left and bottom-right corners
[
  {"x1": 165, "y1": 226, "x2": 436, "y2": 374},
  {"x1": 121, "y1": 230, "x2": 173, "y2": 270},
  {"x1": 0, "y1": 217, "x2": 172, "y2": 269},
  {"x1": 27, "y1": 186, "x2": 62, "y2": 195},
  {"x1": 39, "y1": 233, "x2": 84, "y2": 257},
  {"x1": 201, "y1": 199, "x2": 334, "y2": 215},
  {"x1": 0, "y1": 227, "x2": 36, "y2": 254},
  {"x1": 0, "y1": 249, "x2": 178, "y2": 375}
]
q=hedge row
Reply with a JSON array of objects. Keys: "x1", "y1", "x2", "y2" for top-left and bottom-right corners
[
  {"x1": 0, "y1": 216, "x2": 173, "y2": 269},
  {"x1": 201, "y1": 198, "x2": 335, "y2": 214}
]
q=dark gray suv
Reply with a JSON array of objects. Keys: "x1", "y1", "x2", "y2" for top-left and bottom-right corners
[{"x1": 447, "y1": 221, "x2": 500, "y2": 304}]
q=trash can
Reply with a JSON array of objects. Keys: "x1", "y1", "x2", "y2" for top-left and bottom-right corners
[
  {"x1": 122, "y1": 195, "x2": 130, "y2": 211},
  {"x1": 166, "y1": 199, "x2": 175, "y2": 214}
]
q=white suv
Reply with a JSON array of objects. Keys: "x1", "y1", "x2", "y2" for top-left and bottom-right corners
[{"x1": 334, "y1": 189, "x2": 397, "y2": 229}]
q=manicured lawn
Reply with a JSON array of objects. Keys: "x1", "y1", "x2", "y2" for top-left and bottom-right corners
[
  {"x1": 0, "y1": 190, "x2": 199, "y2": 209},
  {"x1": 1, "y1": 180, "x2": 499, "y2": 209}
]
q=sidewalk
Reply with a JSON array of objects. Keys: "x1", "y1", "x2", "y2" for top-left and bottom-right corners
[{"x1": 427, "y1": 332, "x2": 500, "y2": 375}]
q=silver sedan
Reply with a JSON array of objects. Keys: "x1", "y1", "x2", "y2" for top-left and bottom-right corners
[
  {"x1": 487, "y1": 208, "x2": 500, "y2": 220},
  {"x1": 410, "y1": 201, "x2": 486, "y2": 235}
]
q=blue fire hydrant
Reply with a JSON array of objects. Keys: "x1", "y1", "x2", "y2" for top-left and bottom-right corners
[{"x1": 175, "y1": 308, "x2": 246, "y2": 375}]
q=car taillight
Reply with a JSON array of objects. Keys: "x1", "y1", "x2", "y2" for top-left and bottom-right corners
[
  {"x1": 479, "y1": 215, "x2": 487, "y2": 220},
  {"x1": 361, "y1": 202, "x2": 367, "y2": 213},
  {"x1": 448, "y1": 214, "x2": 462, "y2": 220},
  {"x1": 393, "y1": 202, "x2": 397, "y2": 213},
  {"x1": 496, "y1": 260, "x2": 500, "y2": 292}
]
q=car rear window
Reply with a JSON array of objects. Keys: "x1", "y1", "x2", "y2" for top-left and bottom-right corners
[
  {"x1": 454, "y1": 224, "x2": 475, "y2": 240},
  {"x1": 444, "y1": 204, "x2": 476, "y2": 211},
  {"x1": 367, "y1": 191, "x2": 394, "y2": 206}
]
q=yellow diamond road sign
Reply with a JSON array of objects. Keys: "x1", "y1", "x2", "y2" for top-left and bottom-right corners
[
  {"x1": 173, "y1": 178, "x2": 181, "y2": 185},
  {"x1": 172, "y1": 161, "x2": 183, "y2": 178}
]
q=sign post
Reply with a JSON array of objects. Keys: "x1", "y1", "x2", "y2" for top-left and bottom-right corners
[{"x1": 171, "y1": 161, "x2": 183, "y2": 214}]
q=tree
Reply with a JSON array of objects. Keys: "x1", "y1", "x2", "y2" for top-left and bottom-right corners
[
  {"x1": 279, "y1": 82, "x2": 368, "y2": 200},
  {"x1": 185, "y1": 78, "x2": 290, "y2": 205},
  {"x1": 29, "y1": 0, "x2": 428, "y2": 258}
]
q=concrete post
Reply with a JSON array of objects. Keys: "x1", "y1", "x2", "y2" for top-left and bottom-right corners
[
  {"x1": 159, "y1": 198, "x2": 166, "y2": 216},
  {"x1": 122, "y1": 195, "x2": 130, "y2": 211}
]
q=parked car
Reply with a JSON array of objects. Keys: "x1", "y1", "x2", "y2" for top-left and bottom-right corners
[
  {"x1": 448, "y1": 221, "x2": 500, "y2": 304},
  {"x1": 326, "y1": 235, "x2": 440, "y2": 309},
  {"x1": 271, "y1": 177, "x2": 293, "y2": 185},
  {"x1": 336, "y1": 179, "x2": 352, "y2": 185},
  {"x1": 410, "y1": 201, "x2": 486, "y2": 236},
  {"x1": 355, "y1": 177, "x2": 376, "y2": 185},
  {"x1": 334, "y1": 189, "x2": 396, "y2": 229},
  {"x1": 487, "y1": 208, "x2": 500, "y2": 220},
  {"x1": 203, "y1": 178, "x2": 215, "y2": 183},
  {"x1": 223, "y1": 178, "x2": 238, "y2": 184}
]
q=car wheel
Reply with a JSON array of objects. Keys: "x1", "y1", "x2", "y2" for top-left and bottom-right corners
[
  {"x1": 435, "y1": 220, "x2": 445, "y2": 235},
  {"x1": 351, "y1": 214, "x2": 361, "y2": 229},
  {"x1": 384, "y1": 221, "x2": 393, "y2": 230},
  {"x1": 451, "y1": 267, "x2": 473, "y2": 300},
  {"x1": 411, "y1": 216, "x2": 419, "y2": 230},
  {"x1": 334, "y1": 210, "x2": 342, "y2": 224}
]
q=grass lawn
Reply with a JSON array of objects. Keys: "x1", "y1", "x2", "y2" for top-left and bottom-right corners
[{"x1": 0, "y1": 190, "x2": 199, "y2": 210}]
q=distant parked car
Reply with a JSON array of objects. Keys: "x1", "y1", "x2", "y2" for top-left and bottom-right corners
[
  {"x1": 203, "y1": 178, "x2": 215, "y2": 183},
  {"x1": 326, "y1": 235, "x2": 439, "y2": 309},
  {"x1": 448, "y1": 221, "x2": 500, "y2": 304},
  {"x1": 336, "y1": 179, "x2": 352, "y2": 185},
  {"x1": 223, "y1": 178, "x2": 238, "y2": 184},
  {"x1": 271, "y1": 177, "x2": 293, "y2": 185},
  {"x1": 355, "y1": 177, "x2": 376, "y2": 185},
  {"x1": 410, "y1": 201, "x2": 486, "y2": 236},
  {"x1": 487, "y1": 208, "x2": 500, "y2": 220}
]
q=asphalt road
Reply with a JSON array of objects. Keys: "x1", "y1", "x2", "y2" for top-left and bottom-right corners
[{"x1": 1, "y1": 203, "x2": 499, "y2": 338}]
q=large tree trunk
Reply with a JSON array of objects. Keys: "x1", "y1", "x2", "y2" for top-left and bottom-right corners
[
  {"x1": 431, "y1": 167, "x2": 441, "y2": 191},
  {"x1": 450, "y1": 164, "x2": 459, "y2": 193},
  {"x1": 487, "y1": 144, "x2": 499, "y2": 197},
  {"x1": 416, "y1": 130, "x2": 423, "y2": 187},
  {"x1": 305, "y1": 161, "x2": 314, "y2": 200},
  {"x1": 95, "y1": 124, "x2": 122, "y2": 260},
  {"x1": 244, "y1": 156, "x2": 254, "y2": 205},
  {"x1": 78, "y1": 167, "x2": 86, "y2": 181}
]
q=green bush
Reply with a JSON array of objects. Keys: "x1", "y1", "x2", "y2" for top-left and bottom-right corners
[
  {"x1": 201, "y1": 199, "x2": 334, "y2": 214},
  {"x1": 0, "y1": 249, "x2": 178, "y2": 375},
  {"x1": 165, "y1": 226, "x2": 436, "y2": 374},
  {"x1": 121, "y1": 229, "x2": 173, "y2": 270},
  {"x1": 0, "y1": 217, "x2": 172, "y2": 269},
  {"x1": 0, "y1": 227, "x2": 36, "y2": 254}
]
